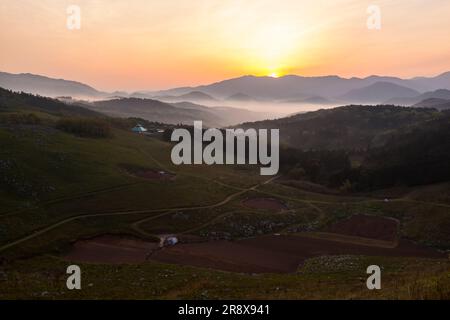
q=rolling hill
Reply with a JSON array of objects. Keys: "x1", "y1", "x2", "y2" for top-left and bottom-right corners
[
  {"x1": 0, "y1": 72, "x2": 103, "y2": 98},
  {"x1": 339, "y1": 82, "x2": 420, "y2": 103},
  {"x1": 413, "y1": 98, "x2": 450, "y2": 110},
  {"x1": 86, "y1": 97, "x2": 267, "y2": 127},
  {"x1": 152, "y1": 91, "x2": 218, "y2": 103},
  {"x1": 239, "y1": 104, "x2": 450, "y2": 190},
  {"x1": 282, "y1": 95, "x2": 333, "y2": 104},
  {"x1": 146, "y1": 72, "x2": 450, "y2": 102},
  {"x1": 410, "y1": 71, "x2": 450, "y2": 91},
  {"x1": 3, "y1": 71, "x2": 450, "y2": 106},
  {"x1": 177, "y1": 91, "x2": 217, "y2": 102},
  {"x1": 240, "y1": 104, "x2": 441, "y2": 150},
  {"x1": 0, "y1": 87, "x2": 101, "y2": 118},
  {"x1": 225, "y1": 93, "x2": 256, "y2": 102},
  {"x1": 171, "y1": 101, "x2": 270, "y2": 124},
  {"x1": 387, "y1": 89, "x2": 450, "y2": 106},
  {"x1": 89, "y1": 98, "x2": 225, "y2": 127}
]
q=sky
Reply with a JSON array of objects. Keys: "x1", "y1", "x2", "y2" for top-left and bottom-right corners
[{"x1": 1, "y1": 0, "x2": 450, "y2": 91}]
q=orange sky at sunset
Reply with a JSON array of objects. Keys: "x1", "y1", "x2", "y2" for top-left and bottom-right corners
[{"x1": 1, "y1": 0, "x2": 450, "y2": 91}]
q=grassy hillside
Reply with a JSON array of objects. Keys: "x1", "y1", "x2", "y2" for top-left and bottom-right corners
[
  {"x1": 240, "y1": 105, "x2": 450, "y2": 190},
  {"x1": 0, "y1": 87, "x2": 101, "y2": 117},
  {"x1": 0, "y1": 88, "x2": 263, "y2": 245},
  {"x1": 241, "y1": 105, "x2": 442, "y2": 150},
  {"x1": 0, "y1": 89, "x2": 448, "y2": 300}
]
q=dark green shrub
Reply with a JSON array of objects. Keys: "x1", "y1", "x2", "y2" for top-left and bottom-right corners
[
  {"x1": 0, "y1": 113, "x2": 41, "y2": 125},
  {"x1": 56, "y1": 117, "x2": 112, "y2": 138}
]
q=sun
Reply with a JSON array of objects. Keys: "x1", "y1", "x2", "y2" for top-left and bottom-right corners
[{"x1": 269, "y1": 72, "x2": 279, "y2": 78}]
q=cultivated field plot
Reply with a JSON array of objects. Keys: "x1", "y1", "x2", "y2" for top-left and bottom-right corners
[
  {"x1": 66, "y1": 235, "x2": 159, "y2": 264},
  {"x1": 327, "y1": 214, "x2": 399, "y2": 242},
  {"x1": 150, "y1": 234, "x2": 446, "y2": 274}
]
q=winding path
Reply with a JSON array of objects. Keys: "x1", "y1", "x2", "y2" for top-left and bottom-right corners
[
  {"x1": 2, "y1": 173, "x2": 447, "y2": 254},
  {"x1": 0, "y1": 176, "x2": 279, "y2": 253}
]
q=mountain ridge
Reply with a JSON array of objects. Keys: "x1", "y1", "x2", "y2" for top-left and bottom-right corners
[{"x1": 2, "y1": 70, "x2": 450, "y2": 105}]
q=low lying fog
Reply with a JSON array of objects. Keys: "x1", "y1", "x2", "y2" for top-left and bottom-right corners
[{"x1": 205, "y1": 100, "x2": 342, "y2": 119}]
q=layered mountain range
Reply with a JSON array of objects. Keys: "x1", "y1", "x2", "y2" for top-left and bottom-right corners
[
  {"x1": 2, "y1": 71, "x2": 450, "y2": 104},
  {"x1": 2, "y1": 71, "x2": 450, "y2": 127}
]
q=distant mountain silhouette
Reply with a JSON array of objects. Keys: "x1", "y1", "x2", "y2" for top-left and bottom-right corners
[
  {"x1": 339, "y1": 82, "x2": 420, "y2": 103},
  {"x1": 410, "y1": 71, "x2": 450, "y2": 92},
  {"x1": 387, "y1": 89, "x2": 450, "y2": 106},
  {"x1": 226, "y1": 92, "x2": 256, "y2": 102},
  {"x1": 170, "y1": 100, "x2": 270, "y2": 123},
  {"x1": 178, "y1": 91, "x2": 216, "y2": 101},
  {"x1": 2, "y1": 70, "x2": 450, "y2": 106},
  {"x1": 282, "y1": 95, "x2": 332, "y2": 104},
  {"x1": 413, "y1": 98, "x2": 450, "y2": 110},
  {"x1": 416, "y1": 89, "x2": 450, "y2": 100},
  {"x1": 150, "y1": 91, "x2": 217, "y2": 103},
  {"x1": 0, "y1": 71, "x2": 103, "y2": 98},
  {"x1": 149, "y1": 72, "x2": 450, "y2": 102},
  {"x1": 152, "y1": 75, "x2": 362, "y2": 100},
  {"x1": 89, "y1": 98, "x2": 223, "y2": 127},
  {"x1": 86, "y1": 97, "x2": 267, "y2": 127}
]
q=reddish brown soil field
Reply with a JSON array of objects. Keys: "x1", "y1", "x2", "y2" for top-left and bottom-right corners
[
  {"x1": 243, "y1": 198, "x2": 287, "y2": 211},
  {"x1": 151, "y1": 234, "x2": 446, "y2": 273},
  {"x1": 327, "y1": 214, "x2": 399, "y2": 241},
  {"x1": 65, "y1": 233, "x2": 445, "y2": 273},
  {"x1": 151, "y1": 240, "x2": 300, "y2": 273},
  {"x1": 65, "y1": 235, "x2": 158, "y2": 264}
]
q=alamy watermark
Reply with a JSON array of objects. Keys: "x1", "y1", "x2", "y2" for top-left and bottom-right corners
[
  {"x1": 367, "y1": 5, "x2": 381, "y2": 30},
  {"x1": 170, "y1": 121, "x2": 279, "y2": 176},
  {"x1": 66, "y1": 265, "x2": 81, "y2": 290},
  {"x1": 66, "y1": 5, "x2": 81, "y2": 30},
  {"x1": 366, "y1": 265, "x2": 381, "y2": 290}
]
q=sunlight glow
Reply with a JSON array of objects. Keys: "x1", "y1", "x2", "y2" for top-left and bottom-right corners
[{"x1": 246, "y1": 23, "x2": 302, "y2": 79}]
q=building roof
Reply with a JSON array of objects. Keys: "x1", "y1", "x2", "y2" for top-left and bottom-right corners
[{"x1": 132, "y1": 124, "x2": 147, "y2": 132}]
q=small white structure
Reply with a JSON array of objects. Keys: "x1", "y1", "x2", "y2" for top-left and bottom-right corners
[
  {"x1": 164, "y1": 236, "x2": 178, "y2": 246},
  {"x1": 132, "y1": 124, "x2": 147, "y2": 133}
]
